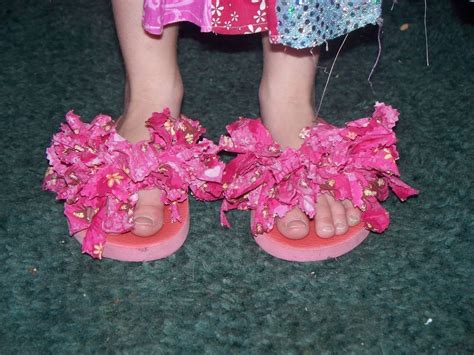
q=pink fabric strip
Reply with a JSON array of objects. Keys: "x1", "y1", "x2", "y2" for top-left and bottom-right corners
[{"x1": 143, "y1": 0, "x2": 212, "y2": 34}]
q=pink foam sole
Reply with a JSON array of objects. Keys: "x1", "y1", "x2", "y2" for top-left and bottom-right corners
[
  {"x1": 252, "y1": 216, "x2": 370, "y2": 262},
  {"x1": 74, "y1": 200, "x2": 190, "y2": 262}
]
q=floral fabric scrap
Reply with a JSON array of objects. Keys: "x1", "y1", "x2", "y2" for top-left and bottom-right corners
[
  {"x1": 219, "y1": 102, "x2": 419, "y2": 235},
  {"x1": 44, "y1": 109, "x2": 223, "y2": 259}
]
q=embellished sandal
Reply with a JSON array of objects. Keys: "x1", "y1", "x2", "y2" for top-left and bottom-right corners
[
  {"x1": 219, "y1": 103, "x2": 418, "y2": 262},
  {"x1": 44, "y1": 109, "x2": 223, "y2": 261}
]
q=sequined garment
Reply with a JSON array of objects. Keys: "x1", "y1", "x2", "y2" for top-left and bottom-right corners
[
  {"x1": 273, "y1": 0, "x2": 381, "y2": 48},
  {"x1": 142, "y1": 0, "x2": 381, "y2": 49}
]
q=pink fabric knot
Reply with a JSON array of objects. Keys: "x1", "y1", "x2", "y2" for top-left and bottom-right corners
[
  {"x1": 44, "y1": 109, "x2": 224, "y2": 259},
  {"x1": 219, "y1": 103, "x2": 419, "y2": 235}
]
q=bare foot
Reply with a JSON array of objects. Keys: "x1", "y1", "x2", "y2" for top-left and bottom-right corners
[
  {"x1": 259, "y1": 41, "x2": 361, "y2": 240},
  {"x1": 111, "y1": 4, "x2": 183, "y2": 237},
  {"x1": 261, "y1": 100, "x2": 362, "y2": 240},
  {"x1": 116, "y1": 77, "x2": 183, "y2": 237}
]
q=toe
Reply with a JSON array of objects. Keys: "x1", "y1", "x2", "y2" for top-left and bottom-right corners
[
  {"x1": 133, "y1": 204, "x2": 164, "y2": 237},
  {"x1": 276, "y1": 207, "x2": 310, "y2": 239},
  {"x1": 132, "y1": 189, "x2": 164, "y2": 237},
  {"x1": 326, "y1": 195, "x2": 348, "y2": 235},
  {"x1": 342, "y1": 200, "x2": 361, "y2": 226},
  {"x1": 315, "y1": 194, "x2": 336, "y2": 238}
]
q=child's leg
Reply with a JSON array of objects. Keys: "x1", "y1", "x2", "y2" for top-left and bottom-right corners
[
  {"x1": 259, "y1": 38, "x2": 361, "y2": 239},
  {"x1": 112, "y1": 0, "x2": 183, "y2": 236}
]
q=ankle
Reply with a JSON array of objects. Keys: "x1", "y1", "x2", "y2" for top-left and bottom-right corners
[
  {"x1": 125, "y1": 68, "x2": 184, "y2": 117},
  {"x1": 259, "y1": 79, "x2": 314, "y2": 109},
  {"x1": 117, "y1": 72, "x2": 184, "y2": 142},
  {"x1": 259, "y1": 83, "x2": 315, "y2": 149}
]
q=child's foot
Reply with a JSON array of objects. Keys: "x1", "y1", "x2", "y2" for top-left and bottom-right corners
[
  {"x1": 110, "y1": 7, "x2": 183, "y2": 237},
  {"x1": 116, "y1": 77, "x2": 183, "y2": 237},
  {"x1": 259, "y1": 42, "x2": 361, "y2": 240},
  {"x1": 259, "y1": 94, "x2": 361, "y2": 239}
]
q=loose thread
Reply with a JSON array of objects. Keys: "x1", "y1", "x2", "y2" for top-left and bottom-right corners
[
  {"x1": 391, "y1": 0, "x2": 397, "y2": 11},
  {"x1": 315, "y1": 33, "x2": 349, "y2": 119},
  {"x1": 368, "y1": 18, "x2": 383, "y2": 93},
  {"x1": 424, "y1": 0, "x2": 430, "y2": 66}
]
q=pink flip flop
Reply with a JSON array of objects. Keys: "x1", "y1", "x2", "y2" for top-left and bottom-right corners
[
  {"x1": 219, "y1": 103, "x2": 418, "y2": 262},
  {"x1": 73, "y1": 200, "x2": 190, "y2": 262},
  {"x1": 44, "y1": 109, "x2": 223, "y2": 261}
]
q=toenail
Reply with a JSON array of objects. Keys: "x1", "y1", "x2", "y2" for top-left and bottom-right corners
[
  {"x1": 134, "y1": 216, "x2": 154, "y2": 226},
  {"x1": 349, "y1": 215, "x2": 360, "y2": 224},
  {"x1": 335, "y1": 223, "x2": 346, "y2": 232},
  {"x1": 321, "y1": 225, "x2": 334, "y2": 233},
  {"x1": 286, "y1": 220, "x2": 307, "y2": 229}
]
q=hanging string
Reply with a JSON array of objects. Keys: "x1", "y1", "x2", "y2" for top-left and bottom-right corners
[
  {"x1": 391, "y1": 0, "x2": 397, "y2": 11},
  {"x1": 315, "y1": 33, "x2": 349, "y2": 119},
  {"x1": 424, "y1": 0, "x2": 430, "y2": 66},
  {"x1": 368, "y1": 18, "x2": 383, "y2": 92},
  {"x1": 317, "y1": 0, "x2": 429, "y2": 113}
]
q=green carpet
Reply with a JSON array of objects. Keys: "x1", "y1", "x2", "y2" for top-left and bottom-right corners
[{"x1": 1, "y1": 0, "x2": 472, "y2": 352}]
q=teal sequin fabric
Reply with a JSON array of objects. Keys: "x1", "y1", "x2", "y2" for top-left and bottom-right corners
[{"x1": 275, "y1": 0, "x2": 381, "y2": 48}]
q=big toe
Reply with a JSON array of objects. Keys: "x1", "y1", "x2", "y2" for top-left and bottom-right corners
[
  {"x1": 132, "y1": 189, "x2": 164, "y2": 237},
  {"x1": 276, "y1": 208, "x2": 310, "y2": 240}
]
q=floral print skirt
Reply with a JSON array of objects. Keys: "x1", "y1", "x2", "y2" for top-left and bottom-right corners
[{"x1": 142, "y1": 0, "x2": 381, "y2": 49}]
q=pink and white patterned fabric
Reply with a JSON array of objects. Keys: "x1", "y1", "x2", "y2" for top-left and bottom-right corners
[
  {"x1": 141, "y1": 0, "x2": 381, "y2": 49},
  {"x1": 143, "y1": 0, "x2": 278, "y2": 37},
  {"x1": 44, "y1": 109, "x2": 224, "y2": 259},
  {"x1": 218, "y1": 103, "x2": 419, "y2": 235},
  {"x1": 210, "y1": 0, "x2": 271, "y2": 35}
]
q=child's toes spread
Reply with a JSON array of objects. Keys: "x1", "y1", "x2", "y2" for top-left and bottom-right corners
[{"x1": 276, "y1": 195, "x2": 361, "y2": 240}]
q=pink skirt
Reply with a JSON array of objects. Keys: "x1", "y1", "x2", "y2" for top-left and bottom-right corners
[
  {"x1": 143, "y1": 0, "x2": 275, "y2": 37},
  {"x1": 142, "y1": 0, "x2": 381, "y2": 49}
]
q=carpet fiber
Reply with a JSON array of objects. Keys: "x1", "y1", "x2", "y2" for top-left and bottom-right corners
[{"x1": 1, "y1": 0, "x2": 472, "y2": 352}]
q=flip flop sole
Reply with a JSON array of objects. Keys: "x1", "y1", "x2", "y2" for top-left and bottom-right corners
[
  {"x1": 74, "y1": 200, "x2": 189, "y2": 262},
  {"x1": 252, "y1": 215, "x2": 369, "y2": 262}
]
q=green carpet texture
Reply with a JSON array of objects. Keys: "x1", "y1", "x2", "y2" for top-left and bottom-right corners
[{"x1": 1, "y1": 0, "x2": 473, "y2": 352}]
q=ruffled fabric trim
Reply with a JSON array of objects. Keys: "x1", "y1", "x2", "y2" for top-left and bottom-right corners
[
  {"x1": 219, "y1": 102, "x2": 419, "y2": 235},
  {"x1": 44, "y1": 109, "x2": 223, "y2": 259},
  {"x1": 143, "y1": 0, "x2": 212, "y2": 35}
]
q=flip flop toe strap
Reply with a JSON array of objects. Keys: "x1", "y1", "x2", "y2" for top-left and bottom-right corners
[
  {"x1": 44, "y1": 109, "x2": 224, "y2": 259},
  {"x1": 219, "y1": 102, "x2": 419, "y2": 236}
]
